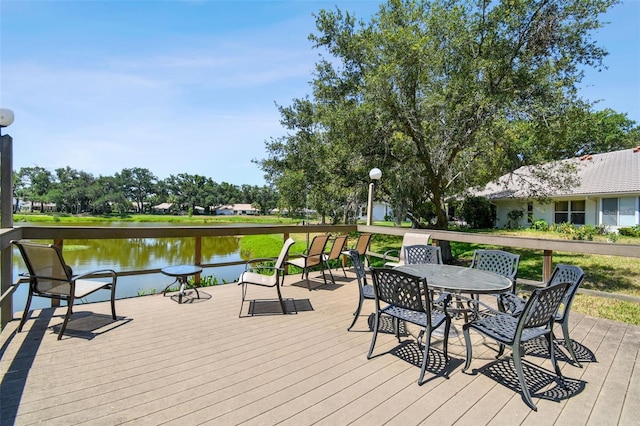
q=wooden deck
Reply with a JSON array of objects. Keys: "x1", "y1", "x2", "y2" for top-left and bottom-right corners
[{"x1": 1, "y1": 269, "x2": 639, "y2": 425}]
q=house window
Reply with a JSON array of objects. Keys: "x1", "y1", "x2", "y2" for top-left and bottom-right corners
[
  {"x1": 527, "y1": 202, "x2": 533, "y2": 224},
  {"x1": 570, "y1": 200, "x2": 586, "y2": 225},
  {"x1": 554, "y1": 201, "x2": 569, "y2": 224},
  {"x1": 603, "y1": 197, "x2": 638, "y2": 226},
  {"x1": 554, "y1": 200, "x2": 585, "y2": 225},
  {"x1": 602, "y1": 198, "x2": 617, "y2": 226}
]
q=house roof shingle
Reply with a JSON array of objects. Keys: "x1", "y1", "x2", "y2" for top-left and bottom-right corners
[{"x1": 473, "y1": 147, "x2": 640, "y2": 200}]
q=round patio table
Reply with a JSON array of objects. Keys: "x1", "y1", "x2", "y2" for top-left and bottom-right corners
[
  {"x1": 161, "y1": 264, "x2": 202, "y2": 304},
  {"x1": 395, "y1": 263, "x2": 512, "y2": 325},
  {"x1": 394, "y1": 263, "x2": 512, "y2": 295}
]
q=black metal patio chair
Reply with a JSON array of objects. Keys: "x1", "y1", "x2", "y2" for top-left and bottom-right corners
[
  {"x1": 347, "y1": 249, "x2": 374, "y2": 331},
  {"x1": 462, "y1": 281, "x2": 570, "y2": 411},
  {"x1": 499, "y1": 264, "x2": 586, "y2": 366},
  {"x1": 368, "y1": 267, "x2": 452, "y2": 385},
  {"x1": 403, "y1": 244, "x2": 443, "y2": 265}
]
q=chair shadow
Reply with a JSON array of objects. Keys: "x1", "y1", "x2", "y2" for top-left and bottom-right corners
[
  {"x1": 52, "y1": 311, "x2": 133, "y2": 340},
  {"x1": 288, "y1": 277, "x2": 344, "y2": 291},
  {"x1": 388, "y1": 341, "x2": 464, "y2": 383},
  {"x1": 477, "y1": 356, "x2": 586, "y2": 405},
  {"x1": 367, "y1": 314, "x2": 409, "y2": 335},
  {"x1": 523, "y1": 336, "x2": 597, "y2": 366},
  {"x1": 242, "y1": 298, "x2": 314, "y2": 317}
]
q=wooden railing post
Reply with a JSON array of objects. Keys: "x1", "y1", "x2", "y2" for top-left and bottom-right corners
[
  {"x1": 52, "y1": 239, "x2": 64, "y2": 307},
  {"x1": 543, "y1": 249, "x2": 553, "y2": 282},
  {"x1": 283, "y1": 232, "x2": 290, "y2": 274},
  {"x1": 194, "y1": 236, "x2": 202, "y2": 285}
]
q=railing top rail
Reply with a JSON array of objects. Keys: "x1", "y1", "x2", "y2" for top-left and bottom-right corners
[
  {"x1": 357, "y1": 225, "x2": 640, "y2": 258},
  {"x1": 16, "y1": 224, "x2": 357, "y2": 240}
]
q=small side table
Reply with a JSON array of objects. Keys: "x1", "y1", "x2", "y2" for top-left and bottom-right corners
[{"x1": 161, "y1": 264, "x2": 202, "y2": 304}]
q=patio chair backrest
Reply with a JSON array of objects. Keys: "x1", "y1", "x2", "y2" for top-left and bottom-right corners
[
  {"x1": 275, "y1": 238, "x2": 296, "y2": 270},
  {"x1": 398, "y1": 232, "x2": 430, "y2": 264},
  {"x1": 305, "y1": 234, "x2": 330, "y2": 267},
  {"x1": 354, "y1": 233, "x2": 372, "y2": 256},
  {"x1": 470, "y1": 249, "x2": 519, "y2": 290},
  {"x1": 348, "y1": 249, "x2": 367, "y2": 286},
  {"x1": 13, "y1": 241, "x2": 73, "y2": 296},
  {"x1": 521, "y1": 282, "x2": 569, "y2": 329},
  {"x1": 403, "y1": 244, "x2": 442, "y2": 265},
  {"x1": 370, "y1": 267, "x2": 430, "y2": 315},
  {"x1": 547, "y1": 263, "x2": 585, "y2": 318},
  {"x1": 326, "y1": 234, "x2": 348, "y2": 262}
]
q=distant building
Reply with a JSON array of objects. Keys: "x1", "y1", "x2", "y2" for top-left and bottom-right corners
[
  {"x1": 469, "y1": 147, "x2": 640, "y2": 229},
  {"x1": 152, "y1": 202, "x2": 173, "y2": 213},
  {"x1": 358, "y1": 201, "x2": 391, "y2": 222},
  {"x1": 214, "y1": 204, "x2": 259, "y2": 215}
]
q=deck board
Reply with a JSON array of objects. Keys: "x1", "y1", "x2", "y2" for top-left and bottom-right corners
[{"x1": 1, "y1": 270, "x2": 639, "y2": 426}]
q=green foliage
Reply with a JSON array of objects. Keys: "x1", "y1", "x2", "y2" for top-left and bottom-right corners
[
  {"x1": 460, "y1": 197, "x2": 495, "y2": 229},
  {"x1": 506, "y1": 209, "x2": 524, "y2": 229},
  {"x1": 619, "y1": 226, "x2": 640, "y2": 237},
  {"x1": 188, "y1": 274, "x2": 225, "y2": 287},
  {"x1": 256, "y1": 0, "x2": 620, "y2": 233},
  {"x1": 530, "y1": 219, "x2": 549, "y2": 231}
]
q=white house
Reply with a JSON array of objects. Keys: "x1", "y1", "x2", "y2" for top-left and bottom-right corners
[
  {"x1": 214, "y1": 204, "x2": 259, "y2": 215},
  {"x1": 470, "y1": 147, "x2": 640, "y2": 229},
  {"x1": 359, "y1": 201, "x2": 391, "y2": 223}
]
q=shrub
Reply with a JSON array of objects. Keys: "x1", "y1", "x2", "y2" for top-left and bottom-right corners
[
  {"x1": 619, "y1": 226, "x2": 640, "y2": 237},
  {"x1": 530, "y1": 219, "x2": 549, "y2": 231},
  {"x1": 573, "y1": 225, "x2": 597, "y2": 241},
  {"x1": 460, "y1": 196, "x2": 495, "y2": 229}
]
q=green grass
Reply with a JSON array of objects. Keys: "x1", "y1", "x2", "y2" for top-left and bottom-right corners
[{"x1": 14, "y1": 213, "x2": 299, "y2": 225}]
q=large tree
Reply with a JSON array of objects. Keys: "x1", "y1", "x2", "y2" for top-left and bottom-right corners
[{"x1": 260, "y1": 0, "x2": 618, "y2": 237}]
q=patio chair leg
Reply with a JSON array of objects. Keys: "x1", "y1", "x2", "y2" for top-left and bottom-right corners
[
  {"x1": 561, "y1": 320, "x2": 582, "y2": 367},
  {"x1": 238, "y1": 283, "x2": 247, "y2": 317},
  {"x1": 418, "y1": 325, "x2": 431, "y2": 386},
  {"x1": 325, "y1": 261, "x2": 335, "y2": 284},
  {"x1": 462, "y1": 325, "x2": 473, "y2": 372},
  {"x1": 348, "y1": 295, "x2": 364, "y2": 331},
  {"x1": 58, "y1": 299, "x2": 75, "y2": 340},
  {"x1": 110, "y1": 285, "x2": 117, "y2": 320},
  {"x1": 547, "y1": 331, "x2": 563, "y2": 377},
  {"x1": 367, "y1": 312, "x2": 380, "y2": 359},
  {"x1": 276, "y1": 283, "x2": 287, "y2": 314},
  {"x1": 17, "y1": 291, "x2": 33, "y2": 333},
  {"x1": 443, "y1": 318, "x2": 451, "y2": 359},
  {"x1": 512, "y1": 345, "x2": 537, "y2": 411}
]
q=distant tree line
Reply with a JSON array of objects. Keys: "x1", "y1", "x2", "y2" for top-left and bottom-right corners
[{"x1": 13, "y1": 166, "x2": 279, "y2": 215}]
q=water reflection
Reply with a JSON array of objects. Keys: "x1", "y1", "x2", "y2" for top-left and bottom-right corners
[{"x1": 9, "y1": 232, "x2": 246, "y2": 314}]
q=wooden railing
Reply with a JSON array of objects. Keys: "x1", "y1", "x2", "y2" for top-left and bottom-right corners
[
  {"x1": 0, "y1": 224, "x2": 357, "y2": 329},
  {"x1": 2, "y1": 223, "x2": 640, "y2": 331}
]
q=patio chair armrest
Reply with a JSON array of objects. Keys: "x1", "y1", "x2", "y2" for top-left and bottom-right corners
[
  {"x1": 432, "y1": 292, "x2": 452, "y2": 316},
  {"x1": 382, "y1": 249, "x2": 399, "y2": 263},
  {"x1": 245, "y1": 265, "x2": 280, "y2": 274},
  {"x1": 243, "y1": 257, "x2": 277, "y2": 270},
  {"x1": 498, "y1": 292, "x2": 527, "y2": 315},
  {"x1": 464, "y1": 295, "x2": 503, "y2": 317},
  {"x1": 72, "y1": 269, "x2": 117, "y2": 282}
]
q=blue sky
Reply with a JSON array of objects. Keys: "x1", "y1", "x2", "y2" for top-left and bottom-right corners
[{"x1": 1, "y1": 0, "x2": 638, "y2": 186}]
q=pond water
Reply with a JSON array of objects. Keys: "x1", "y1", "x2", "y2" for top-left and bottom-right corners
[{"x1": 9, "y1": 223, "x2": 249, "y2": 314}]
